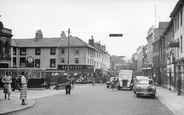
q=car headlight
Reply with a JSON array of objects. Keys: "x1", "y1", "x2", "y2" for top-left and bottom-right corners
[{"x1": 151, "y1": 86, "x2": 156, "y2": 90}]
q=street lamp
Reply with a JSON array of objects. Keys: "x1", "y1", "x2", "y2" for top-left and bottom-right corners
[{"x1": 67, "y1": 28, "x2": 70, "y2": 78}]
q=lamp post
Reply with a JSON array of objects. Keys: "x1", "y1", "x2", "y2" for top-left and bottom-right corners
[{"x1": 67, "y1": 28, "x2": 70, "y2": 78}]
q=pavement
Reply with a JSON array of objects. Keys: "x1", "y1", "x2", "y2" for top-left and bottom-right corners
[{"x1": 0, "y1": 85, "x2": 184, "y2": 115}]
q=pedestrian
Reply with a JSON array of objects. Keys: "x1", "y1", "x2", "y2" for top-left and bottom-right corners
[
  {"x1": 71, "y1": 79, "x2": 74, "y2": 89},
  {"x1": 92, "y1": 77, "x2": 95, "y2": 86},
  {"x1": 1, "y1": 72, "x2": 12, "y2": 100},
  {"x1": 65, "y1": 78, "x2": 71, "y2": 95},
  {"x1": 12, "y1": 75, "x2": 21, "y2": 91},
  {"x1": 112, "y1": 78, "x2": 117, "y2": 91},
  {"x1": 20, "y1": 71, "x2": 29, "y2": 105},
  {"x1": 177, "y1": 75, "x2": 182, "y2": 96}
]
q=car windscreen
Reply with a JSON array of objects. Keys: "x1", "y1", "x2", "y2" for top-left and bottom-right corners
[{"x1": 138, "y1": 80, "x2": 153, "y2": 85}]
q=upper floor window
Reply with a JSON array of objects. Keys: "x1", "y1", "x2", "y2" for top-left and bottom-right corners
[
  {"x1": 35, "y1": 48, "x2": 41, "y2": 55},
  {"x1": 61, "y1": 49, "x2": 65, "y2": 54},
  {"x1": 181, "y1": 36, "x2": 183, "y2": 53},
  {"x1": 181, "y1": 9, "x2": 183, "y2": 26},
  {"x1": 50, "y1": 59, "x2": 56, "y2": 68},
  {"x1": 75, "y1": 49, "x2": 79, "y2": 54},
  {"x1": 20, "y1": 48, "x2": 26, "y2": 55},
  {"x1": 13, "y1": 57, "x2": 16, "y2": 66},
  {"x1": 61, "y1": 58, "x2": 65, "y2": 63},
  {"x1": 20, "y1": 57, "x2": 26, "y2": 67},
  {"x1": 50, "y1": 48, "x2": 56, "y2": 55},
  {"x1": 35, "y1": 59, "x2": 40, "y2": 68},
  {"x1": 75, "y1": 58, "x2": 79, "y2": 64},
  {"x1": 13, "y1": 47, "x2": 16, "y2": 55},
  {"x1": 5, "y1": 42, "x2": 10, "y2": 55}
]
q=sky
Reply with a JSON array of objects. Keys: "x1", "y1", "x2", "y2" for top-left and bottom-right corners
[{"x1": 0, "y1": 0, "x2": 179, "y2": 59}]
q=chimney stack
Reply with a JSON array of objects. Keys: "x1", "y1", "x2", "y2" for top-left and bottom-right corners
[
  {"x1": 60, "y1": 31, "x2": 66, "y2": 38},
  {"x1": 35, "y1": 30, "x2": 43, "y2": 41},
  {"x1": 88, "y1": 36, "x2": 94, "y2": 46}
]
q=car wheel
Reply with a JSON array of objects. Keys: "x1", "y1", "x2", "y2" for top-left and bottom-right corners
[
  {"x1": 118, "y1": 86, "x2": 120, "y2": 90},
  {"x1": 136, "y1": 94, "x2": 139, "y2": 98},
  {"x1": 152, "y1": 94, "x2": 155, "y2": 99}
]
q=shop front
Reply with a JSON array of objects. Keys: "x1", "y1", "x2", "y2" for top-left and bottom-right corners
[{"x1": 58, "y1": 65, "x2": 94, "y2": 83}]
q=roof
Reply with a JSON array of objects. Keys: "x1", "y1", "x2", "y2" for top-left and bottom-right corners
[
  {"x1": 158, "y1": 22, "x2": 169, "y2": 29},
  {"x1": 12, "y1": 36, "x2": 96, "y2": 49},
  {"x1": 170, "y1": 0, "x2": 184, "y2": 18}
]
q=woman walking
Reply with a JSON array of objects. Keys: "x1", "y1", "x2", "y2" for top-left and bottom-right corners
[
  {"x1": 20, "y1": 72, "x2": 28, "y2": 105},
  {"x1": 1, "y1": 72, "x2": 12, "y2": 100}
]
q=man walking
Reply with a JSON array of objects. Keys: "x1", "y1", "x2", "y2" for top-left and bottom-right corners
[
  {"x1": 65, "y1": 78, "x2": 71, "y2": 95},
  {"x1": 177, "y1": 75, "x2": 182, "y2": 96}
]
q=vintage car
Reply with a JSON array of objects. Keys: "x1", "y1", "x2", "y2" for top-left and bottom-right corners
[
  {"x1": 133, "y1": 76, "x2": 149, "y2": 94},
  {"x1": 134, "y1": 78, "x2": 156, "y2": 99}
]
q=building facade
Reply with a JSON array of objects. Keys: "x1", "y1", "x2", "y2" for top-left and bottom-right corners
[
  {"x1": 169, "y1": 0, "x2": 184, "y2": 91},
  {"x1": 0, "y1": 21, "x2": 13, "y2": 68},
  {"x1": 11, "y1": 30, "x2": 111, "y2": 83}
]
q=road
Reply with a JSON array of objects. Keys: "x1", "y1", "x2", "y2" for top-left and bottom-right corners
[{"x1": 8, "y1": 84, "x2": 172, "y2": 115}]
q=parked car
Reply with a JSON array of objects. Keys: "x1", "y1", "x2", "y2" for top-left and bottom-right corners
[
  {"x1": 134, "y1": 78, "x2": 156, "y2": 99},
  {"x1": 133, "y1": 76, "x2": 149, "y2": 94}
]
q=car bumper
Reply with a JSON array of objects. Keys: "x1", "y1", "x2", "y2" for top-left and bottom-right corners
[{"x1": 136, "y1": 91, "x2": 156, "y2": 95}]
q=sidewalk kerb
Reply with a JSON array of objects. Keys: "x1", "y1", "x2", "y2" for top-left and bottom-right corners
[
  {"x1": 156, "y1": 94, "x2": 183, "y2": 115},
  {"x1": 0, "y1": 99, "x2": 36, "y2": 115}
]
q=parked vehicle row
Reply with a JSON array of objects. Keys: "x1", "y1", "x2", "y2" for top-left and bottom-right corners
[{"x1": 106, "y1": 75, "x2": 156, "y2": 99}]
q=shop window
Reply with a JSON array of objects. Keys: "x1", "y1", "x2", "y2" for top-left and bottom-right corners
[
  {"x1": 20, "y1": 48, "x2": 26, "y2": 55},
  {"x1": 35, "y1": 48, "x2": 41, "y2": 55},
  {"x1": 50, "y1": 59, "x2": 55, "y2": 68}
]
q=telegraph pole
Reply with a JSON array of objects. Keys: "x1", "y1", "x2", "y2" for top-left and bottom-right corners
[{"x1": 67, "y1": 28, "x2": 70, "y2": 78}]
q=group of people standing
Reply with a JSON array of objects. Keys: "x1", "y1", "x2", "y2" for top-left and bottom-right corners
[
  {"x1": 111, "y1": 78, "x2": 118, "y2": 91},
  {"x1": 1, "y1": 71, "x2": 29, "y2": 105}
]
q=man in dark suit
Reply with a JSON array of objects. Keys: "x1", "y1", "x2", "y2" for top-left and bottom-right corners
[
  {"x1": 65, "y1": 78, "x2": 71, "y2": 95},
  {"x1": 177, "y1": 75, "x2": 182, "y2": 96}
]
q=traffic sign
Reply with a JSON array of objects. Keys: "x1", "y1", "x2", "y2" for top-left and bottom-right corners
[{"x1": 109, "y1": 34, "x2": 123, "y2": 37}]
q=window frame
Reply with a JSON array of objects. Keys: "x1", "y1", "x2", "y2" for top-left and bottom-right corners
[
  {"x1": 50, "y1": 47, "x2": 56, "y2": 55},
  {"x1": 35, "y1": 59, "x2": 40, "y2": 68},
  {"x1": 20, "y1": 48, "x2": 26, "y2": 55},
  {"x1": 50, "y1": 59, "x2": 56, "y2": 68},
  {"x1": 13, "y1": 47, "x2": 16, "y2": 55},
  {"x1": 35, "y1": 48, "x2": 41, "y2": 55},
  {"x1": 75, "y1": 58, "x2": 79, "y2": 64},
  {"x1": 61, "y1": 49, "x2": 65, "y2": 54},
  {"x1": 61, "y1": 58, "x2": 65, "y2": 63}
]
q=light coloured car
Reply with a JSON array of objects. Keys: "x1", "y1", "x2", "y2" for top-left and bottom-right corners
[
  {"x1": 133, "y1": 76, "x2": 149, "y2": 94},
  {"x1": 134, "y1": 79, "x2": 156, "y2": 99}
]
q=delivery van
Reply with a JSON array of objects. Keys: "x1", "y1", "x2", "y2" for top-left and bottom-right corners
[{"x1": 118, "y1": 70, "x2": 133, "y2": 90}]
